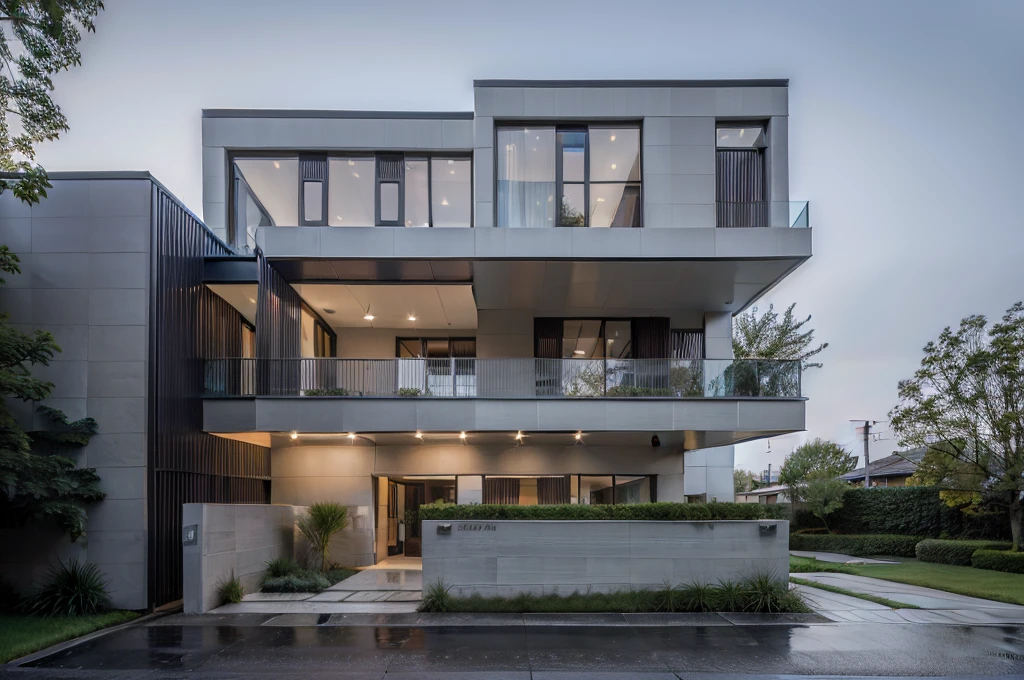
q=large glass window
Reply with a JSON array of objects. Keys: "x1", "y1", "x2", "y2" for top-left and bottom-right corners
[
  {"x1": 579, "y1": 475, "x2": 652, "y2": 505},
  {"x1": 328, "y1": 158, "x2": 375, "y2": 226},
  {"x1": 233, "y1": 157, "x2": 299, "y2": 229},
  {"x1": 561, "y1": 319, "x2": 632, "y2": 359},
  {"x1": 432, "y1": 159, "x2": 472, "y2": 227},
  {"x1": 498, "y1": 125, "x2": 641, "y2": 228},
  {"x1": 404, "y1": 159, "x2": 430, "y2": 227}
]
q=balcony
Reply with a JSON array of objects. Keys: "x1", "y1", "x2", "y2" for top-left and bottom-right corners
[{"x1": 204, "y1": 358, "x2": 801, "y2": 399}]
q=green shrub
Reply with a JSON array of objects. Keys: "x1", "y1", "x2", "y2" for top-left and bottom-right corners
[
  {"x1": 419, "y1": 501, "x2": 790, "y2": 522},
  {"x1": 298, "y1": 501, "x2": 349, "y2": 572},
  {"x1": 218, "y1": 573, "x2": 244, "y2": 604},
  {"x1": 605, "y1": 385, "x2": 675, "y2": 397},
  {"x1": 971, "y1": 550, "x2": 1024, "y2": 574},
  {"x1": 915, "y1": 539, "x2": 1013, "y2": 566},
  {"x1": 26, "y1": 559, "x2": 111, "y2": 617},
  {"x1": 416, "y1": 575, "x2": 806, "y2": 614},
  {"x1": 395, "y1": 387, "x2": 422, "y2": 397},
  {"x1": 793, "y1": 486, "x2": 1010, "y2": 540},
  {"x1": 789, "y1": 533, "x2": 921, "y2": 557},
  {"x1": 261, "y1": 571, "x2": 331, "y2": 593},
  {"x1": 262, "y1": 556, "x2": 301, "y2": 581},
  {"x1": 304, "y1": 388, "x2": 349, "y2": 396}
]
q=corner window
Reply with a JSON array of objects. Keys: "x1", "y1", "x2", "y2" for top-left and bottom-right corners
[
  {"x1": 497, "y1": 125, "x2": 641, "y2": 228},
  {"x1": 716, "y1": 124, "x2": 767, "y2": 227},
  {"x1": 232, "y1": 157, "x2": 299, "y2": 246}
]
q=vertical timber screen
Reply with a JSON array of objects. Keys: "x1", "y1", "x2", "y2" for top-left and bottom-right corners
[{"x1": 148, "y1": 186, "x2": 271, "y2": 608}]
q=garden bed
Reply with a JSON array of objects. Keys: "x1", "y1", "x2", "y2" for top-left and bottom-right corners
[{"x1": 259, "y1": 557, "x2": 357, "y2": 594}]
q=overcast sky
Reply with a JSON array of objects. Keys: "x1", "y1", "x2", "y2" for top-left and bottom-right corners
[{"x1": 34, "y1": 0, "x2": 1024, "y2": 472}]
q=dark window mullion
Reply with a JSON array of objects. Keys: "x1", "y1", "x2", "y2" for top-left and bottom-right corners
[
  {"x1": 427, "y1": 157, "x2": 433, "y2": 228},
  {"x1": 555, "y1": 132, "x2": 564, "y2": 227},
  {"x1": 583, "y1": 128, "x2": 591, "y2": 227}
]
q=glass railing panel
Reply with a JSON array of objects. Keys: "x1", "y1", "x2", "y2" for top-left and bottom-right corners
[
  {"x1": 203, "y1": 358, "x2": 802, "y2": 398},
  {"x1": 715, "y1": 201, "x2": 810, "y2": 228}
]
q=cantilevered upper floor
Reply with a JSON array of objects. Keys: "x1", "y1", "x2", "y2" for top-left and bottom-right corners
[{"x1": 201, "y1": 78, "x2": 810, "y2": 266}]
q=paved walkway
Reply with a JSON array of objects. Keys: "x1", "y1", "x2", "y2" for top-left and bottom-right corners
[
  {"x1": 214, "y1": 559, "x2": 423, "y2": 614},
  {"x1": 795, "y1": 571, "x2": 1024, "y2": 625},
  {"x1": 790, "y1": 549, "x2": 899, "y2": 564}
]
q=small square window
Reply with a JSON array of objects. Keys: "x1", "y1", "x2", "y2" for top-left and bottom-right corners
[{"x1": 380, "y1": 183, "x2": 399, "y2": 222}]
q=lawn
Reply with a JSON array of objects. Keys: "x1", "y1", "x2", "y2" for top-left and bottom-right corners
[
  {"x1": 0, "y1": 611, "x2": 140, "y2": 664},
  {"x1": 789, "y1": 555, "x2": 1024, "y2": 606}
]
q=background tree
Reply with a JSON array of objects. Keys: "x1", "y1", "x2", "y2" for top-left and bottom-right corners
[
  {"x1": 733, "y1": 303, "x2": 828, "y2": 368},
  {"x1": 905, "y1": 442, "x2": 987, "y2": 509},
  {"x1": 734, "y1": 468, "x2": 758, "y2": 494},
  {"x1": 890, "y1": 302, "x2": 1024, "y2": 550},
  {"x1": 778, "y1": 438, "x2": 857, "y2": 504},
  {"x1": 0, "y1": 247, "x2": 103, "y2": 540},
  {"x1": 802, "y1": 477, "x2": 851, "y2": 532},
  {"x1": 1, "y1": 0, "x2": 104, "y2": 204}
]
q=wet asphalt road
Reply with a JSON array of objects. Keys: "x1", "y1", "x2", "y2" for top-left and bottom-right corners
[{"x1": 3, "y1": 619, "x2": 1024, "y2": 678}]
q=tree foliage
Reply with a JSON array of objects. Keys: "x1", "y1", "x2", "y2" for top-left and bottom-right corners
[
  {"x1": 733, "y1": 303, "x2": 828, "y2": 369},
  {"x1": 734, "y1": 468, "x2": 758, "y2": 494},
  {"x1": 890, "y1": 302, "x2": 1024, "y2": 550},
  {"x1": 802, "y1": 477, "x2": 850, "y2": 532},
  {"x1": 0, "y1": 246, "x2": 102, "y2": 540},
  {"x1": 778, "y1": 438, "x2": 857, "y2": 505},
  {"x1": 1, "y1": 0, "x2": 103, "y2": 204}
]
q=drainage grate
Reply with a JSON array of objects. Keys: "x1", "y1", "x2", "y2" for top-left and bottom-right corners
[{"x1": 998, "y1": 651, "x2": 1024, "y2": 661}]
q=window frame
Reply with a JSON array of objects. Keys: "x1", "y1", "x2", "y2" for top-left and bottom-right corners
[
  {"x1": 227, "y1": 150, "x2": 472, "y2": 244},
  {"x1": 495, "y1": 122, "x2": 643, "y2": 228}
]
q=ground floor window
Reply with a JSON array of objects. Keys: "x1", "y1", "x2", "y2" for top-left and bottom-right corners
[{"x1": 478, "y1": 474, "x2": 654, "y2": 505}]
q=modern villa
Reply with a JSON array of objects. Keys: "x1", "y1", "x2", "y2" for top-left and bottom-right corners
[{"x1": 0, "y1": 79, "x2": 811, "y2": 610}]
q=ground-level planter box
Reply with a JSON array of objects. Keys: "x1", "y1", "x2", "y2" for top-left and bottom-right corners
[{"x1": 422, "y1": 519, "x2": 789, "y2": 597}]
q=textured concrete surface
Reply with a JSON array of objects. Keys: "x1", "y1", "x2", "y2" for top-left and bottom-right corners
[
  {"x1": 423, "y1": 520, "x2": 789, "y2": 596},
  {"x1": 6, "y1": 616, "x2": 1024, "y2": 678}
]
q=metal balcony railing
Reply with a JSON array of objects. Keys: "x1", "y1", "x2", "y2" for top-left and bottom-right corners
[
  {"x1": 203, "y1": 358, "x2": 802, "y2": 399},
  {"x1": 715, "y1": 201, "x2": 809, "y2": 228}
]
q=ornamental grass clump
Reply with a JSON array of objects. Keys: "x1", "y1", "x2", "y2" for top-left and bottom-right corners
[
  {"x1": 297, "y1": 501, "x2": 349, "y2": 573},
  {"x1": 26, "y1": 559, "x2": 111, "y2": 617}
]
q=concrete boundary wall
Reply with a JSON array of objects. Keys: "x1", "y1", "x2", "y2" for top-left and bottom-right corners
[
  {"x1": 183, "y1": 503, "x2": 299, "y2": 614},
  {"x1": 422, "y1": 520, "x2": 788, "y2": 597}
]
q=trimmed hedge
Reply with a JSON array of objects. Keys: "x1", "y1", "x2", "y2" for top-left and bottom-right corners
[
  {"x1": 971, "y1": 550, "x2": 1024, "y2": 574},
  {"x1": 791, "y1": 487, "x2": 1009, "y2": 540},
  {"x1": 419, "y1": 502, "x2": 790, "y2": 522},
  {"x1": 915, "y1": 539, "x2": 1013, "y2": 566},
  {"x1": 789, "y1": 533, "x2": 922, "y2": 557}
]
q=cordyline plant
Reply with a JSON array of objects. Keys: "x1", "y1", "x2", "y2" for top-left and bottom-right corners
[
  {"x1": 1, "y1": 0, "x2": 104, "y2": 204},
  {"x1": 890, "y1": 302, "x2": 1024, "y2": 550}
]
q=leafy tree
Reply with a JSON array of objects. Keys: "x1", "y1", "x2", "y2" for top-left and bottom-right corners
[
  {"x1": 890, "y1": 302, "x2": 1024, "y2": 550},
  {"x1": 803, "y1": 477, "x2": 851, "y2": 532},
  {"x1": 778, "y1": 438, "x2": 857, "y2": 505},
  {"x1": 0, "y1": 247, "x2": 103, "y2": 540},
  {"x1": 733, "y1": 303, "x2": 828, "y2": 369},
  {"x1": 905, "y1": 443, "x2": 986, "y2": 509},
  {"x1": 1, "y1": 0, "x2": 104, "y2": 204},
  {"x1": 734, "y1": 468, "x2": 758, "y2": 494}
]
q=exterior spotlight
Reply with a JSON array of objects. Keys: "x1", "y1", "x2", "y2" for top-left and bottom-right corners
[
  {"x1": 415, "y1": 431, "x2": 423, "y2": 439},
  {"x1": 515, "y1": 431, "x2": 524, "y2": 441},
  {"x1": 348, "y1": 432, "x2": 356, "y2": 440},
  {"x1": 289, "y1": 431, "x2": 298, "y2": 440},
  {"x1": 651, "y1": 434, "x2": 661, "y2": 447},
  {"x1": 459, "y1": 431, "x2": 467, "y2": 440},
  {"x1": 574, "y1": 431, "x2": 583, "y2": 442}
]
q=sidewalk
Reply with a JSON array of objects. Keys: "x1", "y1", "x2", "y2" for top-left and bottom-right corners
[{"x1": 795, "y1": 571, "x2": 1024, "y2": 625}]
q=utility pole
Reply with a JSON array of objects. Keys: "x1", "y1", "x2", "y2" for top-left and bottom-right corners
[{"x1": 856, "y1": 421, "x2": 874, "y2": 488}]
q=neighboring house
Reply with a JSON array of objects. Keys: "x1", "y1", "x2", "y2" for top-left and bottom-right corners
[
  {"x1": 736, "y1": 484, "x2": 791, "y2": 505},
  {"x1": 0, "y1": 78, "x2": 811, "y2": 611},
  {"x1": 841, "y1": 448, "x2": 927, "y2": 487}
]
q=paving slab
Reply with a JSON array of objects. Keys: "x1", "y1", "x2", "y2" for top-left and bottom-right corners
[
  {"x1": 241, "y1": 592, "x2": 312, "y2": 602},
  {"x1": 328, "y1": 568, "x2": 422, "y2": 591},
  {"x1": 305, "y1": 590, "x2": 353, "y2": 602}
]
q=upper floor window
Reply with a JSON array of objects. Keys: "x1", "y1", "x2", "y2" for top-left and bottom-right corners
[
  {"x1": 496, "y1": 125, "x2": 641, "y2": 228},
  {"x1": 716, "y1": 124, "x2": 767, "y2": 227},
  {"x1": 231, "y1": 153, "x2": 471, "y2": 244}
]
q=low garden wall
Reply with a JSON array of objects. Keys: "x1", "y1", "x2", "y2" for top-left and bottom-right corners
[
  {"x1": 183, "y1": 503, "x2": 300, "y2": 614},
  {"x1": 422, "y1": 518, "x2": 789, "y2": 596}
]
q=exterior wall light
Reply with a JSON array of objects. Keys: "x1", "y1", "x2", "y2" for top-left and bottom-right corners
[
  {"x1": 348, "y1": 432, "x2": 356, "y2": 440},
  {"x1": 459, "y1": 431, "x2": 467, "y2": 440},
  {"x1": 415, "y1": 431, "x2": 423, "y2": 439},
  {"x1": 289, "y1": 431, "x2": 298, "y2": 440}
]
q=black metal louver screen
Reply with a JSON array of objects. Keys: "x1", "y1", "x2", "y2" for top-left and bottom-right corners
[
  {"x1": 716, "y1": 149, "x2": 766, "y2": 227},
  {"x1": 376, "y1": 155, "x2": 403, "y2": 181},
  {"x1": 255, "y1": 250, "x2": 302, "y2": 395},
  {"x1": 149, "y1": 187, "x2": 271, "y2": 609},
  {"x1": 300, "y1": 157, "x2": 326, "y2": 181}
]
